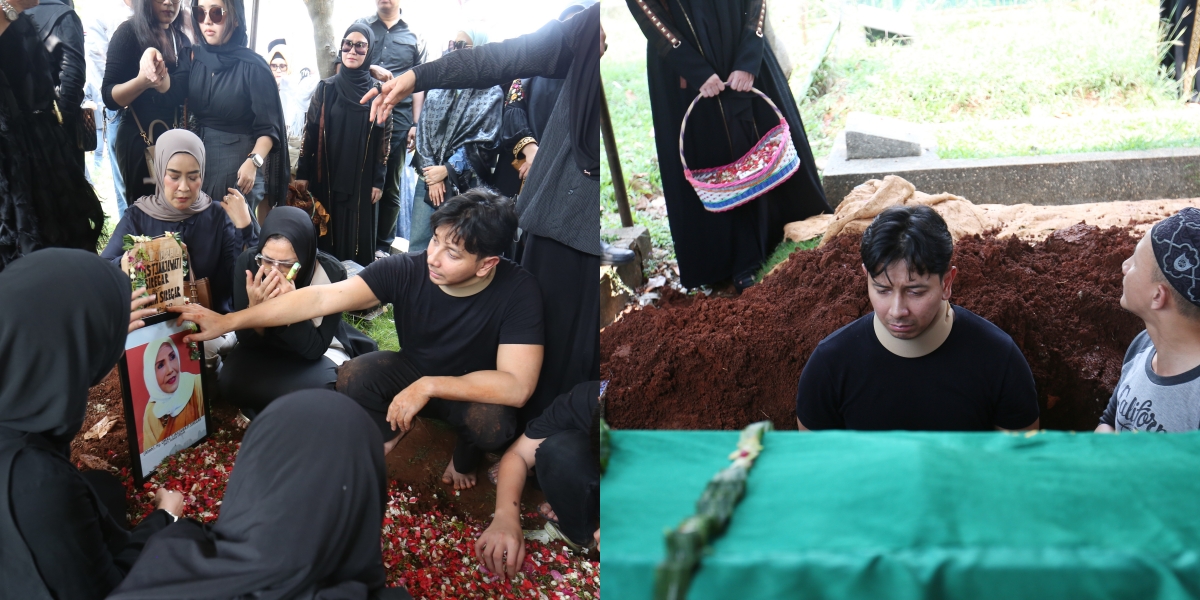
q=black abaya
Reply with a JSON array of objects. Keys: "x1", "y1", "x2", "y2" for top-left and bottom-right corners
[
  {"x1": 297, "y1": 80, "x2": 391, "y2": 266},
  {"x1": 629, "y1": 0, "x2": 831, "y2": 288},
  {"x1": 0, "y1": 249, "x2": 172, "y2": 599},
  {"x1": 108, "y1": 390, "x2": 400, "y2": 599}
]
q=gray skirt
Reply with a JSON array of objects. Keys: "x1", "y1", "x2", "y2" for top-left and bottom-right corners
[{"x1": 200, "y1": 127, "x2": 266, "y2": 212}]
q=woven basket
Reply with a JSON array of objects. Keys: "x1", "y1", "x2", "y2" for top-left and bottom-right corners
[{"x1": 680, "y1": 87, "x2": 800, "y2": 213}]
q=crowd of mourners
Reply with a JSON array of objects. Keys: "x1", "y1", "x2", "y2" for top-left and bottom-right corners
[{"x1": 0, "y1": 0, "x2": 603, "y2": 597}]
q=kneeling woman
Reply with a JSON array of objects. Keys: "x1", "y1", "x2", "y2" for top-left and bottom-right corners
[
  {"x1": 101, "y1": 129, "x2": 258, "y2": 314},
  {"x1": 218, "y1": 207, "x2": 376, "y2": 420}
]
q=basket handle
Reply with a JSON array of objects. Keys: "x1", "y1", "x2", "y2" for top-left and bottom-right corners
[{"x1": 678, "y1": 86, "x2": 786, "y2": 173}]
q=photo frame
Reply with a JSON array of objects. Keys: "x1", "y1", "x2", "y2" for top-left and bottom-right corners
[{"x1": 118, "y1": 312, "x2": 214, "y2": 484}]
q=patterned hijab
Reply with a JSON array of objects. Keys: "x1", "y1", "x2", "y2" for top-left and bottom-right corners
[{"x1": 415, "y1": 34, "x2": 502, "y2": 168}]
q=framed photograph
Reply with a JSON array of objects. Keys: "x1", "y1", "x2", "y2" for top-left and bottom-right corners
[{"x1": 118, "y1": 312, "x2": 213, "y2": 483}]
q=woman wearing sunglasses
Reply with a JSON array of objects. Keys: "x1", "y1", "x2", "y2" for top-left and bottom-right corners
[
  {"x1": 102, "y1": 0, "x2": 194, "y2": 202},
  {"x1": 166, "y1": 0, "x2": 289, "y2": 226},
  {"x1": 218, "y1": 207, "x2": 377, "y2": 423},
  {"x1": 295, "y1": 24, "x2": 392, "y2": 267}
]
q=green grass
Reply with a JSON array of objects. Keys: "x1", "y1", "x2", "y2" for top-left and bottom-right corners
[
  {"x1": 797, "y1": 0, "x2": 1188, "y2": 161},
  {"x1": 344, "y1": 305, "x2": 399, "y2": 352},
  {"x1": 757, "y1": 236, "x2": 823, "y2": 282}
]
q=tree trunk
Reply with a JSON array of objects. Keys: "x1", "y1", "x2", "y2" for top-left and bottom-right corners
[{"x1": 302, "y1": 0, "x2": 337, "y2": 79}]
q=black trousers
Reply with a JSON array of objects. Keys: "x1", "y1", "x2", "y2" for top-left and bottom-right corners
[
  {"x1": 520, "y1": 234, "x2": 601, "y2": 427},
  {"x1": 535, "y1": 429, "x2": 599, "y2": 546},
  {"x1": 218, "y1": 345, "x2": 338, "y2": 414},
  {"x1": 336, "y1": 351, "x2": 518, "y2": 472}
]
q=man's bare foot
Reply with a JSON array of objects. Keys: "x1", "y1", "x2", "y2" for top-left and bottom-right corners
[
  {"x1": 383, "y1": 430, "x2": 407, "y2": 455},
  {"x1": 442, "y1": 460, "x2": 477, "y2": 490},
  {"x1": 538, "y1": 501, "x2": 559, "y2": 523}
]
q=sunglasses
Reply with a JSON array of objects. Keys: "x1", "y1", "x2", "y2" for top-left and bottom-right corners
[
  {"x1": 341, "y1": 39, "x2": 369, "y2": 55},
  {"x1": 192, "y1": 5, "x2": 225, "y2": 24}
]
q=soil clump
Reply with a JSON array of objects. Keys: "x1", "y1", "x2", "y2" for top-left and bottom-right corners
[{"x1": 602, "y1": 225, "x2": 1144, "y2": 431}]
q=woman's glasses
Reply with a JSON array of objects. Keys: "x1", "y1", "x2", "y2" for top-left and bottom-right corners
[
  {"x1": 341, "y1": 39, "x2": 369, "y2": 55},
  {"x1": 270, "y1": 62, "x2": 288, "y2": 72},
  {"x1": 255, "y1": 253, "x2": 296, "y2": 272},
  {"x1": 192, "y1": 5, "x2": 225, "y2": 24}
]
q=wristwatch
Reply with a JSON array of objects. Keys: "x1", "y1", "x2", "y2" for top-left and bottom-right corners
[{"x1": 248, "y1": 153, "x2": 264, "y2": 169}]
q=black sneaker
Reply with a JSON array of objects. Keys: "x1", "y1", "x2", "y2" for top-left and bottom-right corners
[{"x1": 601, "y1": 241, "x2": 636, "y2": 266}]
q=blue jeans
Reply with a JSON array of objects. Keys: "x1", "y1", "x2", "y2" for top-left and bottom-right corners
[
  {"x1": 408, "y1": 179, "x2": 435, "y2": 252},
  {"x1": 106, "y1": 109, "x2": 126, "y2": 218}
]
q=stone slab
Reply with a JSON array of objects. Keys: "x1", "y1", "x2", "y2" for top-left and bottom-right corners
[
  {"x1": 601, "y1": 225, "x2": 651, "y2": 289},
  {"x1": 845, "y1": 112, "x2": 927, "y2": 159},
  {"x1": 600, "y1": 268, "x2": 631, "y2": 328},
  {"x1": 822, "y1": 140, "x2": 1200, "y2": 208},
  {"x1": 858, "y1": 5, "x2": 915, "y2": 42}
]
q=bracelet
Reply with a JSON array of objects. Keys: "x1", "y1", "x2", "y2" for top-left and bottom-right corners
[{"x1": 512, "y1": 137, "x2": 537, "y2": 159}]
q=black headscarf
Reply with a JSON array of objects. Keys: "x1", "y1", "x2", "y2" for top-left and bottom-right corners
[
  {"x1": 0, "y1": 249, "x2": 129, "y2": 448},
  {"x1": 326, "y1": 23, "x2": 378, "y2": 195},
  {"x1": 108, "y1": 390, "x2": 389, "y2": 600},
  {"x1": 191, "y1": 0, "x2": 259, "y2": 71},
  {"x1": 335, "y1": 23, "x2": 375, "y2": 110},
  {"x1": 0, "y1": 249, "x2": 128, "y2": 600},
  {"x1": 256, "y1": 206, "x2": 318, "y2": 288},
  {"x1": 563, "y1": 3, "x2": 600, "y2": 179}
]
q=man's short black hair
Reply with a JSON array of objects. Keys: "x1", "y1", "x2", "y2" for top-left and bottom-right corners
[
  {"x1": 860, "y1": 205, "x2": 953, "y2": 279},
  {"x1": 428, "y1": 188, "x2": 517, "y2": 259}
]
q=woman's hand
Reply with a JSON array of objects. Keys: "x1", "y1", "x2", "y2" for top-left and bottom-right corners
[
  {"x1": 371, "y1": 187, "x2": 382, "y2": 204},
  {"x1": 237, "y1": 159, "x2": 257, "y2": 196},
  {"x1": 699, "y1": 73, "x2": 725, "y2": 98},
  {"x1": 139, "y1": 48, "x2": 167, "y2": 88},
  {"x1": 519, "y1": 143, "x2": 538, "y2": 180},
  {"x1": 423, "y1": 165, "x2": 448, "y2": 185},
  {"x1": 368, "y1": 65, "x2": 394, "y2": 82},
  {"x1": 246, "y1": 267, "x2": 295, "y2": 308},
  {"x1": 129, "y1": 288, "x2": 158, "y2": 333},
  {"x1": 428, "y1": 180, "x2": 446, "y2": 206},
  {"x1": 728, "y1": 70, "x2": 755, "y2": 92},
  {"x1": 222, "y1": 187, "x2": 252, "y2": 229},
  {"x1": 407, "y1": 126, "x2": 417, "y2": 151},
  {"x1": 153, "y1": 489, "x2": 184, "y2": 519}
]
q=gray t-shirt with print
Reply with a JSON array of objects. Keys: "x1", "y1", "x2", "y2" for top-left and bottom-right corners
[{"x1": 1099, "y1": 331, "x2": 1200, "y2": 432}]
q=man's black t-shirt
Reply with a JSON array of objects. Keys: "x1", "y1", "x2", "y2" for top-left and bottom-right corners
[
  {"x1": 795, "y1": 305, "x2": 1039, "y2": 431},
  {"x1": 358, "y1": 252, "x2": 544, "y2": 377},
  {"x1": 525, "y1": 381, "x2": 599, "y2": 440}
]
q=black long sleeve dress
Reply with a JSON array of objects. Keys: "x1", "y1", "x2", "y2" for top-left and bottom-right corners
[
  {"x1": 296, "y1": 79, "x2": 392, "y2": 266},
  {"x1": 101, "y1": 20, "x2": 191, "y2": 200},
  {"x1": 627, "y1": 0, "x2": 831, "y2": 288}
]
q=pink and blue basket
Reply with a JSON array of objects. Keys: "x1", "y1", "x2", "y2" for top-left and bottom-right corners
[{"x1": 679, "y1": 87, "x2": 800, "y2": 213}]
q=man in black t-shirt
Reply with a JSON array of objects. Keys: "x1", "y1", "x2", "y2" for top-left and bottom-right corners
[
  {"x1": 172, "y1": 189, "x2": 544, "y2": 489},
  {"x1": 795, "y1": 206, "x2": 1040, "y2": 432},
  {"x1": 475, "y1": 381, "x2": 601, "y2": 581}
]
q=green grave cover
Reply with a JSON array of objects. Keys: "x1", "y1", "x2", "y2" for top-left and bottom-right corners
[{"x1": 603, "y1": 430, "x2": 1200, "y2": 600}]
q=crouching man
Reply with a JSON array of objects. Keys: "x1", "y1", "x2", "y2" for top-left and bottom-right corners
[
  {"x1": 1097, "y1": 208, "x2": 1200, "y2": 433},
  {"x1": 795, "y1": 205, "x2": 1040, "y2": 431},
  {"x1": 172, "y1": 189, "x2": 544, "y2": 489}
]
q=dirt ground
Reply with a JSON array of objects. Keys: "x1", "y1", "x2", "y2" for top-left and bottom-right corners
[{"x1": 602, "y1": 225, "x2": 1143, "y2": 432}]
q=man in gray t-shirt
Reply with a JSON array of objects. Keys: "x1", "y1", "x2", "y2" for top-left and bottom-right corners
[{"x1": 1097, "y1": 208, "x2": 1200, "y2": 433}]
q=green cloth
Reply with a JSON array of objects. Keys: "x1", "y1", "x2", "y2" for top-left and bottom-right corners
[{"x1": 603, "y1": 430, "x2": 1200, "y2": 600}]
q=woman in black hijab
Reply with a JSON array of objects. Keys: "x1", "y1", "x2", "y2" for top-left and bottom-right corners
[
  {"x1": 629, "y1": 0, "x2": 831, "y2": 291},
  {"x1": 296, "y1": 23, "x2": 391, "y2": 266},
  {"x1": 167, "y1": 0, "x2": 289, "y2": 223},
  {"x1": 0, "y1": 249, "x2": 182, "y2": 599},
  {"x1": 219, "y1": 206, "x2": 377, "y2": 421},
  {"x1": 109, "y1": 389, "x2": 411, "y2": 600}
]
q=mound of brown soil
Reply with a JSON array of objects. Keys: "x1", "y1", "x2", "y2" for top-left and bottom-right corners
[{"x1": 602, "y1": 225, "x2": 1144, "y2": 431}]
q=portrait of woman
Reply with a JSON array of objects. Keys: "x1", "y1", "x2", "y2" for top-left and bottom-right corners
[{"x1": 140, "y1": 336, "x2": 204, "y2": 452}]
